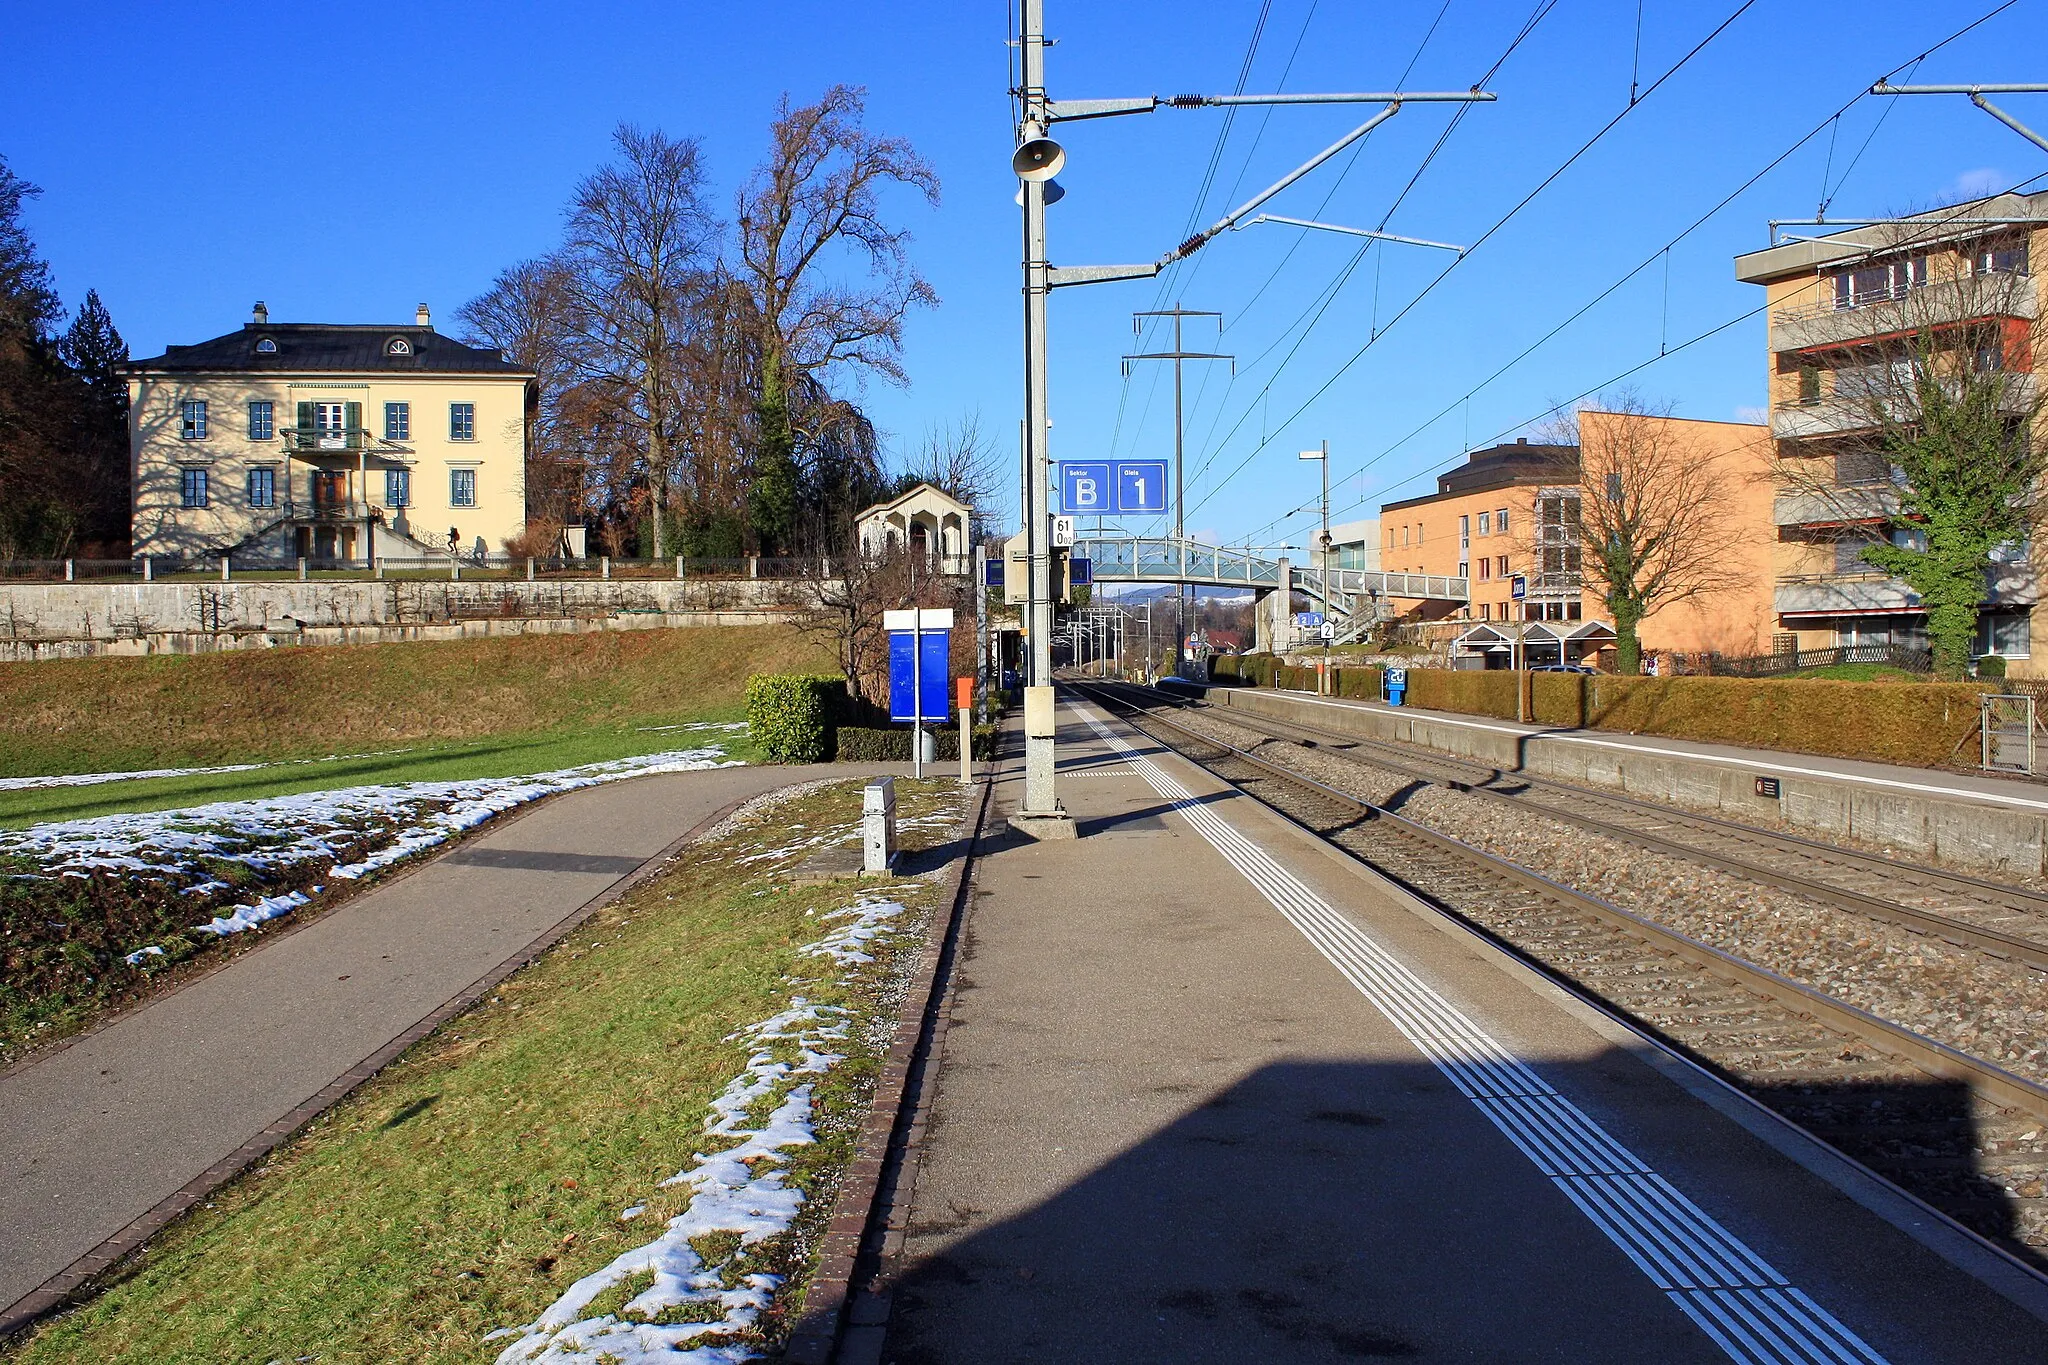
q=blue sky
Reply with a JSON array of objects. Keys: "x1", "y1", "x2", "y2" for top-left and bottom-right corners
[{"x1": 5, "y1": 1, "x2": 2044, "y2": 552}]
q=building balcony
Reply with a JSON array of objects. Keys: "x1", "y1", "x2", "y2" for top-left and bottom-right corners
[
  {"x1": 1769, "y1": 269, "x2": 2037, "y2": 354},
  {"x1": 1775, "y1": 560, "x2": 2037, "y2": 615},
  {"x1": 1772, "y1": 372, "x2": 2038, "y2": 440},
  {"x1": 293, "y1": 501, "x2": 377, "y2": 524},
  {"x1": 1772, "y1": 486, "x2": 1900, "y2": 527}
]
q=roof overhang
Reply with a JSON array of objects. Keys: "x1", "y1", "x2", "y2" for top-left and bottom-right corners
[{"x1": 1734, "y1": 191, "x2": 2048, "y2": 283}]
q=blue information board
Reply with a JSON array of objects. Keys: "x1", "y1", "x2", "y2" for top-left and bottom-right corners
[
  {"x1": 1058, "y1": 459, "x2": 1171, "y2": 514},
  {"x1": 1059, "y1": 461, "x2": 1111, "y2": 513},
  {"x1": 888, "y1": 625, "x2": 951, "y2": 722}
]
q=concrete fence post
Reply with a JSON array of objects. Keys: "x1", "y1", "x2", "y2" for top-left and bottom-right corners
[
  {"x1": 601, "y1": 556, "x2": 611, "y2": 581},
  {"x1": 452, "y1": 558, "x2": 461, "y2": 581},
  {"x1": 373, "y1": 559, "x2": 384, "y2": 580},
  {"x1": 63, "y1": 559, "x2": 74, "y2": 582},
  {"x1": 675, "y1": 554, "x2": 684, "y2": 580},
  {"x1": 296, "y1": 557, "x2": 307, "y2": 581},
  {"x1": 220, "y1": 556, "x2": 230, "y2": 582},
  {"x1": 747, "y1": 555, "x2": 759, "y2": 579},
  {"x1": 140, "y1": 556, "x2": 152, "y2": 582},
  {"x1": 526, "y1": 557, "x2": 535, "y2": 582}
]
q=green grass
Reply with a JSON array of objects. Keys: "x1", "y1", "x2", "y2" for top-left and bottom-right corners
[
  {"x1": 6, "y1": 778, "x2": 966, "y2": 1365},
  {"x1": 0, "y1": 719, "x2": 758, "y2": 828}
]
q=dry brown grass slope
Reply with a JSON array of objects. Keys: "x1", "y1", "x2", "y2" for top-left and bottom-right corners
[{"x1": 0, "y1": 625, "x2": 834, "y2": 776}]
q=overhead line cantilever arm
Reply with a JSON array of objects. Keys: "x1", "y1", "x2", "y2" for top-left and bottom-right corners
[
  {"x1": 1237, "y1": 214, "x2": 1467, "y2": 254},
  {"x1": 1043, "y1": 90, "x2": 1495, "y2": 122},
  {"x1": 1869, "y1": 79, "x2": 2048, "y2": 155}
]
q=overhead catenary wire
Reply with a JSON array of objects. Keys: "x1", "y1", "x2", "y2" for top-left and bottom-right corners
[
  {"x1": 1203, "y1": 0, "x2": 2020, "y2": 543},
  {"x1": 1183, "y1": 0, "x2": 1762, "y2": 526}
]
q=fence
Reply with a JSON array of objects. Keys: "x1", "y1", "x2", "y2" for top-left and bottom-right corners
[
  {"x1": 0, "y1": 554, "x2": 833, "y2": 584},
  {"x1": 1703, "y1": 643, "x2": 1933, "y2": 678}
]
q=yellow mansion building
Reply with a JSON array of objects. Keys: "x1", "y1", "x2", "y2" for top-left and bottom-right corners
[{"x1": 126, "y1": 302, "x2": 536, "y2": 564}]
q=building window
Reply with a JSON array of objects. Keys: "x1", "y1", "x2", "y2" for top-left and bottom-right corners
[
  {"x1": 450, "y1": 467, "x2": 476, "y2": 506},
  {"x1": 1979, "y1": 611, "x2": 2031, "y2": 659},
  {"x1": 1416, "y1": 522, "x2": 1423, "y2": 543},
  {"x1": 1497, "y1": 554, "x2": 1509, "y2": 576},
  {"x1": 1566, "y1": 600, "x2": 1582, "y2": 620},
  {"x1": 387, "y1": 336, "x2": 412, "y2": 356},
  {"x1": 315, "y1": 402, "x2": 347, "y2": 436},
  {"x1": 255, "y1": 337, "x2": 278, "y2": 354},
  {"x1": 1402, "y1": 525, "x2": 1409, "y2": 546},
  {"x1": 1480, "y1": 603, "x2": 1491, "y2": 621},
  {"x1": 1477, "y1": 511, "x2": 1490, "y2": 536},
  {"x1": 1831, "y1": 255, "x2": 1926, "y2": 309},
  {"x1": 247, "y1": 466, "x2": 275, "y2": 508},
  {"x1": 247, "y1": 401, "x2": 273, "y2": 441},
  {"x1": 386, "y1": 402, "x2": 411, "y2": 441},
  {"x1": 1478, "y1": 559, "x2": 1492, "y2": 581},
  {"x1": 1496, "y1": 507, "x2": 1509, "y2": 535},
  {"x1": 1977, "y1": 237, "x2": 2029, "y2": 276},
  {"x1": 450, "y1": 402, "x2": 475, "y2": 441},
  {"x1": 1798, "y1": 366, "x2": 1821, "y2": 403},
  {"x1": 180, "y1": 400, "x2": 208, "y2": 439},
  {"x1": 180, "y1": 467, "x2": 209, "y2": 508},
  {"x1": 1457, "y1": 561, "x2": 1469, "y2": 579},
  {"x1": 386, "y1": 468, "x2": 411, "y2": 507}
]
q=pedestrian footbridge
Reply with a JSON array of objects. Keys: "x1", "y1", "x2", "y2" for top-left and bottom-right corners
[{"x1": 1076, "y1": 536, "x2": 1467, "y2": 645}]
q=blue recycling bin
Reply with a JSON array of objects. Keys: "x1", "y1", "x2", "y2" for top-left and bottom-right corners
[{"x1": 1383, "y1": 666, "x2": 1408, "y2": 707}]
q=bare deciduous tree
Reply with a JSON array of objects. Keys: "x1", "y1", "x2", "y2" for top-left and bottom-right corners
[
  {"x1": 557, "y1": 125, "x2": 722, "y2": 559},
  {"x1": 737, "y1": 85, "x2": 940, "y2": 551},
  {"x1": 1536, "y1": 394, "x2": 1744, "y2": 674},
  {"x1": 1770, "y1": 233, "x2": 2045, "y2": 677},
  {"x1": 457, "y1": 258, "x2": 581, "y2": 541},
  {"x1": 796, "y1": 545, "x2": 969, "y2": 705},
  {"x1": 898, "y1": 412, "x2": 1003, "y2": 540}
]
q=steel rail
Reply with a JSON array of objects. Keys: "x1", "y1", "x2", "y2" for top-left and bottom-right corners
[
  {"x1": 1077, "y1": 680, "x2": 2048, "y2": 1124},
  {"x1": 1181, "y1": 690, "x2": 2048, "y2": 973}
]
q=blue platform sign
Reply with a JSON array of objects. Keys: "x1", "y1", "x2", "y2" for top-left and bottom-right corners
[
  {"x1": 1069, "y1": 556, "x2": 1092, "y2": 587},
  {"x1": 1116, "y1": 460, "x2": 1168, "y2": 513},
  {"x1": 1059, "y1": 461, "x2": 1111, "y2": 513},
  {"x1": 886, "y1": 608, "x2": 954, "y2": 723},
  {"x1": 1059, "y1": 459, "x2": 1171, "y2": 514}
]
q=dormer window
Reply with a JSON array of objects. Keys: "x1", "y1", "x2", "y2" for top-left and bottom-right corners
[
  {"x1": 387, "y1": 336, "x2": 412, "y2": 356},
  {"x1": 255, "y1": 337, "x2": 278, "y2": 354}
]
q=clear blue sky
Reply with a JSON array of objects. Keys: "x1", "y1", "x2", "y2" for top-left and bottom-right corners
[{"x1": 6, "y1": 1, "x2": 2044, "y2": 551}]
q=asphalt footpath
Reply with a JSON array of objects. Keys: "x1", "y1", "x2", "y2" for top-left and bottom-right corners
[
  {"x1": 0, "y1": 760, "x2": 900, "y2": 1318},
  {"x1": 879, "y1": 690, "x2": 2048, "y2": 1364}
]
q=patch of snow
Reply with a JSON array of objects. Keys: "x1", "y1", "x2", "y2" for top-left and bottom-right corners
[
  {"x1": 192, "y1": 890, "x2": 310, "y2": 937},
  {"x1": 0, "y1": 748, "x2": 743, "y2": 943},
  {"x1": 635, "y1": 722, "x2": 748, "y2": 734},
  {"x1": 486, "y1": 900, "x2": 909, "y2": 1364},
  {"x1": 0, "y1": 746, "x2": 423, "y2": 793},
  {"x1": 619, "y1": 1205, "x2": 647, "y2": 1221}
]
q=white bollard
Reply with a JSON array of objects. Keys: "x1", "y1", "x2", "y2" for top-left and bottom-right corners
[
  {"x1": 959, "y1": 705, "x2": 972, "y2": 785},
  {"x1": 220, "y1": 557, "x2": 230, "y2": 582},
  {"x1": 862, "y1": 777, "x2": 897, "y2": 876}
]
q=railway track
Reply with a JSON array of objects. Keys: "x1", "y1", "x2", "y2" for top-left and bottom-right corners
[
  {"x1": 1177, "y1": 687, "x2": 2048, "y2": 973},
  {"x1": 1072, "y1": 679, "x2": 2048, "y2": 1272}
]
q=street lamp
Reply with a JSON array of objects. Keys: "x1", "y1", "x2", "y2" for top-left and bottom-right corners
[{"x1": 1300, "y1": 442, "x2": 1331, "y2": 691}]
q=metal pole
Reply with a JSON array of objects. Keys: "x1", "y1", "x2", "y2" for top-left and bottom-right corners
[
  {"x1": 913, "y1": 605, "x2": 924, "y2": 779},
  {"x1": 1016, "y1": 0, "x2": 1067, "y2": 832},
  {"x1": 1320, "y1": 440, "x2": 1331, "y2": 694}
]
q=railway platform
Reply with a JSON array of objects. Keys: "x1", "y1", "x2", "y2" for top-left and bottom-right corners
[
  {"x1": 1198, "y1": 682, "x2": 2048, "y2": 879},
  {"x1": 871, "y1": 687, "x2": 2048, "y2": 1363}
]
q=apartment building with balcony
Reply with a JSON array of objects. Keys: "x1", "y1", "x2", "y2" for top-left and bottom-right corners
[
  {"x1": 126, "y1": 303, "x2": 536, "y2": 565},
  {"x1": 1734, "y1": 191, "x2": 2046, "y2": 671},
  {"x1": 1379, "y1": 415, "x2": 1777, "y2": 664}
]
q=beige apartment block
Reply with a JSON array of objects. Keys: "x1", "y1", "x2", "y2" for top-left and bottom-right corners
[
  {"x1": 1735, "y1": 190, "x2": 2046, "y2": 673},
  {"x1": 126, "y1": 302, "x2": 536, "y2": 565}
]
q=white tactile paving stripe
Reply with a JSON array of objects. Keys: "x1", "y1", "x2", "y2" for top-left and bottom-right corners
[{"x1": 1072, "y1": 701, "x2": 1888, "y2": 1365}]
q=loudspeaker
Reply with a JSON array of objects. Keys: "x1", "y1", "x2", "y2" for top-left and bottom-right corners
[
  {"x1": 1012, "y1": 136, "x2": 1066, "y2": 181},
  {"x1": 1013, "y1": 178, "x2": 1066, "y2": 207}
]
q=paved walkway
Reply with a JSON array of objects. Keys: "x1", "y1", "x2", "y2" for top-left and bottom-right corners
[
  {"x1": 883, "y1": 693, "x2": 2048, "y2": 1363},
  {"x1": 0, "y1": 761, "x2": 896, "y2": 1315}
]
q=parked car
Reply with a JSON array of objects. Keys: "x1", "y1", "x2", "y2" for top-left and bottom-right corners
[{"x1": 1532, "y1": 663, "x2": 1599, "y2": 674}]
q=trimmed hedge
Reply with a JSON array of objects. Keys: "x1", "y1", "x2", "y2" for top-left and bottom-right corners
[
  {"x1": 745, "y1": 673, "x2": 847, "y2": 764},
  {"x1": 834, "y1": 723, "x2": 997, "y2": 763}
]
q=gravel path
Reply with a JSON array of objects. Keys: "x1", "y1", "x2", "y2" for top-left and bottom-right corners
[{"x1": 1174, "y1": 706, "x2": 2048, "y2": 1086}]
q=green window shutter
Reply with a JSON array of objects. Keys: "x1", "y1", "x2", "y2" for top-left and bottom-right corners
[
  {"x1": 297, "y1": 401, "x2": 314, "y2": 435},
  {"x1": 344, "y1": 401, "x2": 362, "y2": 446}
]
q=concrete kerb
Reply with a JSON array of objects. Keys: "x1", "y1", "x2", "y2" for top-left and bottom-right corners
[
  {"x1": 0, "y1": 781, "x2": 790, "y2": 1344},
  {"x1": 783, "y1": 774, "x2": 991, "y2": 1365}
]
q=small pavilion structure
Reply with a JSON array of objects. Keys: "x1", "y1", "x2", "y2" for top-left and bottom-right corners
[{"x1": 856, "y1": 483, "x2": 973, "y2": 575}]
